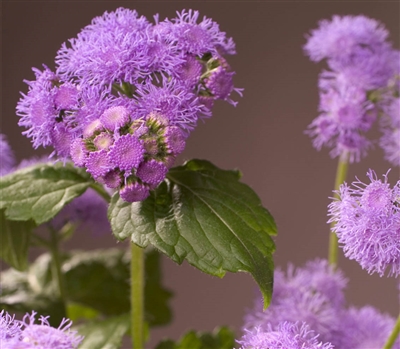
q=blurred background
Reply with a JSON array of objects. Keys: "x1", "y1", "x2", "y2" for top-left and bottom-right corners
[{"x1": 2, "y1": 1, "x2": 399, "y2": 348}]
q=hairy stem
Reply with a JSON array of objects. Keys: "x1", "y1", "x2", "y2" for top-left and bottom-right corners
[
  {"x1": 383, "y1": 313, "x2": 400, "y2": 349},
  {"x1": 49, "y1": 228, "x2": 67, "y2": 316},
  {"x1": 328, "y1": 157, "x2": 349, "y2": 266},
  {"x1": 131, "y1": 243, "x2": 145, "y2": 349}
]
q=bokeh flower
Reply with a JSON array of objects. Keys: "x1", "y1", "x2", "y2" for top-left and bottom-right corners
[
  {"x1": 237, "y1": 322, "x2": 333, "y2": 349},
  {"x1": 304, "y1": 15, "x2": 399, "y2": 163}
]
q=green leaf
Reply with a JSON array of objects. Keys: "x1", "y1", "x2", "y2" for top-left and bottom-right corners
[
  {"x1": 63, "y1": 249, "x2": 131, "y2": 316},
  {"x1": 0, "y1": 210, "x2": 34, "y2": 271},
  {"x1": 109, "y1": 159, "x2": 276, "y2": 306},
  {"x1": 67, "y1": 303, "x2": 100, "y2": 322},
  {"x1": 76, "y1": 313, "x2": 130, "y2": 349},
  {"x1": 0, "y1": 254, "x2": 66, "y2": 326},
  {"x1": 155, "y1": 327, "x2": 236, "y2": 349},
  {"x1": 0, "y1": 162, "x2": 92, "y2": 224},
  {"x1": 0, "y1": 249, "x2": 173, "y2": 327}
]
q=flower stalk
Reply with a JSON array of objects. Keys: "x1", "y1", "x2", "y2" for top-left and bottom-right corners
[
  {"x1": 49, "y1": 228, "x2": 67, "y2": 317},
  {"x1": 329, "y1": 156, "x2": 349, "y2": 266},
  {"x1": 383, "y1": 313, "x2": 400, "y2": 349},
  {"x1": 130, "y1": 243, "x2": 145, "y2": 349}
]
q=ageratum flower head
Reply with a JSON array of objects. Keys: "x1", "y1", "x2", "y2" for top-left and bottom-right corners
[
  {"x1": 336, "y1": 306, "x2": 400, "y2": 349},
  {"x1": 17, "y1": 8, "x2": 241, "y2": 202},
  {"x1": 237, "y1": 322, "x2": 334, "y2": 349},
  {"x1": 1, "y1": 311, "x2": 83, "y2": 349},
  {"x1": 304, "y1": 15, "x2": 399, "y2": 163},
  {"x1": 243, "y1": 259, "x2": 347, "y2": 344},
  {"x1": 328, "y1": 169, "x2": 400, "y2": 276},
  {"x1": 0, "y1": 134, "x2": 15, "y2": 176}
]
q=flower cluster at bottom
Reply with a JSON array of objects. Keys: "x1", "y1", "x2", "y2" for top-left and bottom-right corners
[
  {"x1": 0, "y1": 310, "x2": 83, "y2": 349},
  {"x1": 239, "y1": 259, "x2": 399, "y2": 349}
]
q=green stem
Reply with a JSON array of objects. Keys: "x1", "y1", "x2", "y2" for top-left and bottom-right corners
[
  {"x1": 130, "y1": 243, "x2": 144, "y2": 349},
  {"x1": 90, "y1": 183, "x2": 111, "y2": 203},
  {"x1": 49, "y1": 228, "x2": 67, "y2": 316},
  {"x1": 328, "y1": 157, "x2": 349, "y2": 266},
  {"x1": 383, "y1": 313, "x2": 400, "y2": 349}
]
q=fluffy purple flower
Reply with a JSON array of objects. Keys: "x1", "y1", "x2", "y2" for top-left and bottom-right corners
[
  {"x1": 56, "y1": 8, "x2": 150, "y2": 87},
  {"x1": 20, "y1": 312, "x2": 82, "y2": 348},
  {"x1": 136, "y1": 160, "x2": 168, "y2": 186},
  {"x1": 337, "y1": 306, "x2": 399, "y2": 349},
  {"x1": 108, "y1": 134, "x2": 144, "y2": 171},
  {"x1": 100, "y1": 106, "x2": 130, "y2": 131},
  {"x1": 169, "y1": 10, "x2": 236, "y2": 56},
  {"x1": 328, "y1": 169, "x2": 400, "y2": 276},
  {"x1": 120, "y1": 181, "x2": 150, "y2": 202},
  {"x1": 0, "y1": 134, "x2": 15, "y2": 176},
  {"x1": 16, "y1": 66, "x2": 58, "y2": 149},
  {"x1": 136, "y1": 78, "x2": 204, "y2": 133},
  {"x1": 306, "y1": 73, "x2": 376, "y2": 163},
  {"x1": 1, "y1": 311, "x2": 83, "y2": 349},
  {"x1": 305, "y1": 15, "x2": 399, "y2": 162},
  {"x1": 237, "y1": 322, "x2": 333, "y2": 349},
  {"x1": 380, "y1": 97, "x2": 400, "y2": 166},
  {"x1": 205, "y1": 66, "x2": 235, "y2": 100},
  {"x1": 304, "y1": 15, "x2": 390, "y2": 66},
  {"x1": 52, "y1": 188, "x2": 111, "y2": 236},
  {"x1": 18, "y1": 7, "x2": 241, "y2": 202},
  {"x1": 175, "y1": 54, "x2": 203, "y2": 86},
  {"x1": 54, "y1": 82, "x2": 79, "y2": 110},
  {"x1": 0, "y1": 310, "x2": 22, "y2": 341},
  {"x1": 244, "y1": 259, "x2": 346, "y2": 344},
  {"x1": 49, "y1": 124, "x2": 73, "y2": 159}
]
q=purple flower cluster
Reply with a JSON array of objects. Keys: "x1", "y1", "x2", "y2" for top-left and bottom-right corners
[
  {"x1": 0, "y1": 310, "x2": 83, "y2": 349},
  {"x1": 328, "y1": 169, "x2": 400, "y2": 277},
  {"x1": 242, "y1": 259, "x2": 399, "y2": 349},
  {"x1": 237, "y1": 322, "x2": 333, "y2": 349},
  {"x1": 304, "y1": 15, "x2": 399, "y2": 163},
  {"x1": 17, "y1": 8, "x2": 241, "y2": 202}
]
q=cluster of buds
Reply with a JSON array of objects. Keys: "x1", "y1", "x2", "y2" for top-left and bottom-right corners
[{"x1": 71, "y1": 107, "x2": 186, "y2": 201}]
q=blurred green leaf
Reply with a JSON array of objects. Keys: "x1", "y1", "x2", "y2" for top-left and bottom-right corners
[
  {"x1": 155, "y1": 327, "x2": 236, "y2": 349},
  {"x1": 0, "y1": 210, "x2": 34, "y2": 271},
  {"x1": 76, "y1": 313, "x2": 130, "y2": 349}
]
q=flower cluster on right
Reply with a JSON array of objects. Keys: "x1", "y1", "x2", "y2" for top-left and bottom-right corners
[
  {"x1": 238, "y1": 14, "x2": 399, "y2": 349},
  {"x1": 17, "y1": 8, "x2": 241, "y2": 202},
  {"x1": 304, "y1": 15, "x2": 399, "y2": 164},
  {"x1": 239, "y1": 260, "x2": 399, "y2": 349}
]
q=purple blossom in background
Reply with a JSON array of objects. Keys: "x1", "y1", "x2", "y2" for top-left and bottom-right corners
[
  {"x1": 52, "y1": 188, "x2": 111, "y2": 237},
  {"x1": 237, "y1": 322, "x2": 334, "y2": 349},
  {"x1": 17, "y1": 7, "x2": 241, "y2": 202},
  {"x1": 336, "y1": 306, "x2": 400, "y2": 349},
  {"x1": 243, "y1": 259, "x2": 347, "y2": 344},
  {"x1": 380, "y1": 96, "x2": 400, "y2": 166},
  {"x1": 1, "y1": 311, "x2": 83, "y2": 349},
  {"x1": 0, "y1": 134, "x2": 15, "y2": 176},
  {"x1": 328, "y1": 169, "x2": 400, "y2": 276},
  {"x1": 304, "y1": 15, "x2": 400, "y2": 163}
]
